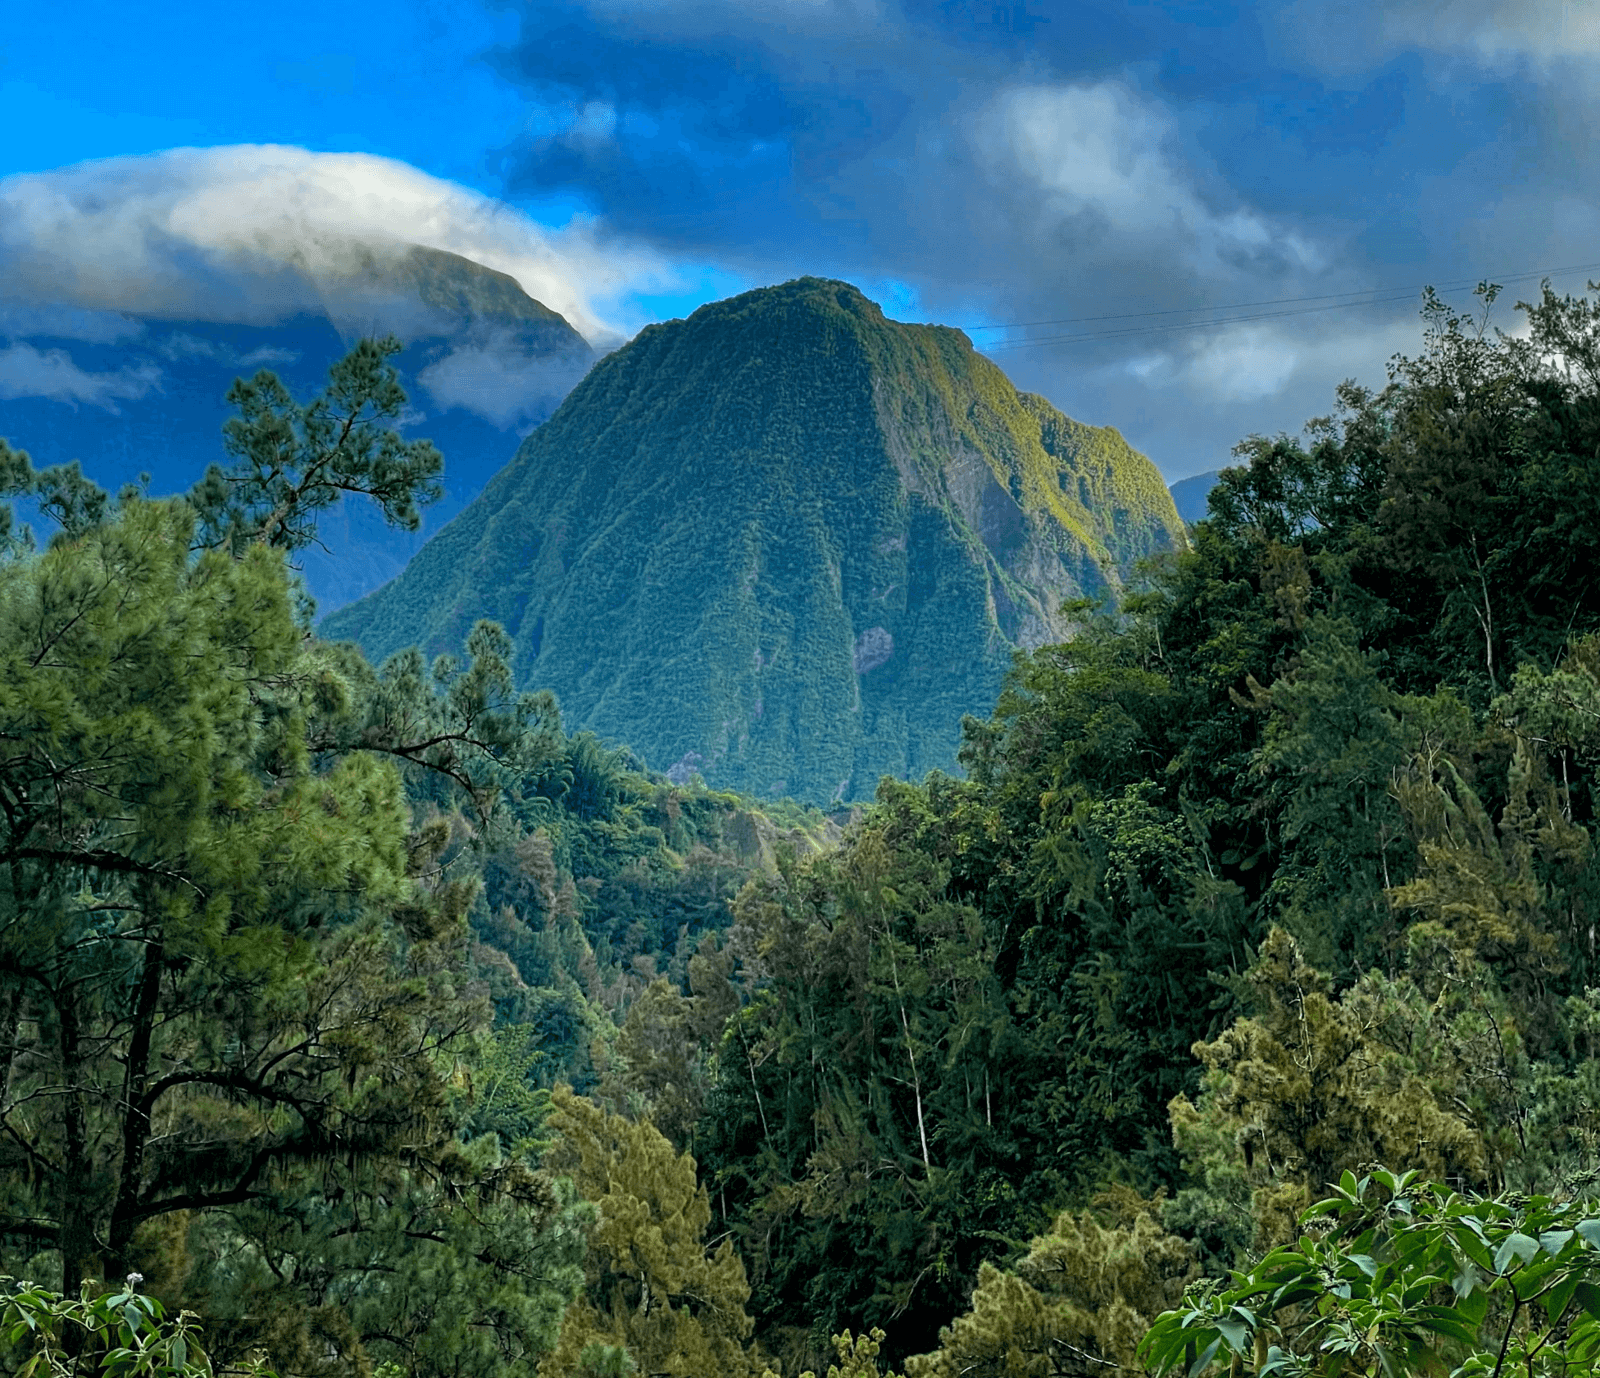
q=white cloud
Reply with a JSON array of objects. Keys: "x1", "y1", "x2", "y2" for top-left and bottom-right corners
[
  {"x1": 156, "y1": 332, "x2": 234, "y2": 361},
  {"x1": 0, "y1": 145, "x2": 681, "y2": 344},
  {"x1": 1092, "y1": 313, "x2": 1424, "y2": 409},
  {"x1": 0, "y1": 303, "x2": 146, "y2": 345},
  {"x1": 1271, "y1": 0, "x2": 1600, "y2": 77},
  {"x1": 152, "y1": 334, "x2": 302, "y2": 369},
  {"x1": 973, "y1": 82, "x2": 1320, "y2": 281},
  {"x1": 0, "y1": 343, "x2": 161, "y2": 412},
  {"x1": 1172, "y1": 326, "x2": 1306, "y2": 403},
  {"x1": 1378, "y1": 0, "x2": 1600, "y2": 62},
  {"x1": 238, "y1": 345, "x2": 300, "y2": 367},
  {"x1": 567, "y1": 100, "x2": 620, "y2": 146},
  {"x1": 417, "y1": 333, "x2": 596, "y2": 430}
]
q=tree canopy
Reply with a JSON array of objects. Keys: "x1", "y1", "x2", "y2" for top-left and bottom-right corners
[{"x1": 11, "y1": 280, "x2": 1600, "y2": 1378}]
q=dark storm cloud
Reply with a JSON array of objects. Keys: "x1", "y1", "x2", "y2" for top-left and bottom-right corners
[{"x1": 489, "y1": 0, "x2": 1600, "y2": 475}]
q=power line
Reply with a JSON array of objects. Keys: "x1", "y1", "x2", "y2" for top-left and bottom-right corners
[{"x1": 961, "y1": 259, "x2": 1600, "y2": 351}]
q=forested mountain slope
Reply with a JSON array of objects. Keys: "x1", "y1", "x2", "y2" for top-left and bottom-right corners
[
  {"x1": 669, "y1": 284, "x2": 1600, "y2": 1370},
  {"x1": 323, "y1": 277, "x2": 1183, "y2": 802}
]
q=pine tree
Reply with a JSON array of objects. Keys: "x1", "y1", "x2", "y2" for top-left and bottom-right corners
[
  {"x1": 0, "y1": 343, "x2": 581, "y2": 1378},
  {"x1": 906, "y1": 1191, "x2": 1193, "y2": 1378},
  {"x1": 540, "y1": 1088, "x2": 775, "y2": 1378}
]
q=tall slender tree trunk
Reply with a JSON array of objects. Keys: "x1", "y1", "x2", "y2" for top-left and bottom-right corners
[
  {"x1": 58, "y1": 987, "x2": 95, "y2": 1294},
  {"x1": 1469, "y1": 536, "x2": 1498, "y2": 691},
  {"x1": 735, "y1": 1015, "x2": 771, "y2": 1146},
  {"x1": 0, "y1": 984, "x2": 22, "y2": 1113},
  {"x1": 107, "y1": 936, "x2": 164, "y2": 1271},
  {"x1": 883, "y1": 938, "x2": 931, "y2": 1172},
  {"x1": 898, "y1": 999, "x2": 931, "y2": 1172}
]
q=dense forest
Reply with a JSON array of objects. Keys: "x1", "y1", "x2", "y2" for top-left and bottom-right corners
[{"x1": 10, "y1": 280, "x2": 1600, "y2": 1378}]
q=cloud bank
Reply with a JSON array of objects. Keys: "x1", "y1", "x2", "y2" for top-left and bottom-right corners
[
  {"x1": 416, "y1": 332, "x2": 595, "y2": 429},
  {"x1": 10, "y1": 0, "x2": 1600, "y2": 471},
  {"x1": 0, "y1": 145, "x2": 676, "y2": 344},
  {"x1": 0, "y1": 146, "x2": 695, "y2": 426}
]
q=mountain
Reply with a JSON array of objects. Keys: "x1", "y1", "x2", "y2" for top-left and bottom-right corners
[
  {"x1": 1169, "y1": 468, "x2": 1221, "y2": 523},
  {"x1": 321, "y1": 278, "x2": 1185, "y2": 804},
  {"x1": 0, "y1": 244, "x2": 593, "y2": 609}
]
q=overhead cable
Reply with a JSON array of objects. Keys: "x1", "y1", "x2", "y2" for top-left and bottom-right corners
[{"x1": 961, "y1": 259, "x2": 1600, "y2": 352}]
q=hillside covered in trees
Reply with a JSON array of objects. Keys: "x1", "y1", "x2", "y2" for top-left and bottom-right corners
[
  {"x1": 323, "y1": 278, "x2": 1184, "y2": 805},
  {"x1": 9, "y1": 278, "x2": 1600, "y2": 1378}
]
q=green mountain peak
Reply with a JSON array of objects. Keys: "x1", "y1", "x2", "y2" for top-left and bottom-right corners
[{"x1": 320, "y1": 277, "x2": 1184, "y2": 802}]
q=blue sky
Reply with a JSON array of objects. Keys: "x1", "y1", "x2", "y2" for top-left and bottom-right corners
[{"x1": 3, "y1": 0, "x2": 1598, "y2": 477}]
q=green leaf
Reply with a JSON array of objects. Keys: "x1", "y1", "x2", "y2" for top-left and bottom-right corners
[
  {"x1": 1538, "y1": 1228, "x2": 1575, "y2": 1256},
  {"x1": 1346, "y1": 1253, "x2": 1378, "y2": 1279},
  {"x1": 1543, "y1": 1271, "x2": 1582, "y2": 1325},
  {"x1": 1400, "y1": 1273, "x2": 1450, "y2": 1306},
  {"x1": 1186, "y1": 1336, "x2": 1222, "y2": 1378},
  {"x1": 1410, "y1": 1310, "x2": 1477, "y2": 1346},
  {"x1": 1215, "y1": 1319, "x2": 1250, "y2": 1356},
  {"x1": 1455, "y1": 1289, "x2": 1490, "y2": 1328},
  {"x1": 1258, "y1": 1345, "x2": 1296, "y2": 1377},
  {"x1": 1574, "y1": 1280, "x2": 1600, "y2": 1320},
  {"x1": 1492, "y1": 1233, "x2": 1538, "y2": 1274},
  {"x1": 1454, "y1": 1231, "x2": 1494, "y2": 1273},
  {"x1": 1513, "y1": 1265, "x2": 1560, "y2": 1303}
]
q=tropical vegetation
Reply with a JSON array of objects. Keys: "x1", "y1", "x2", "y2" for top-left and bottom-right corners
[{"x1": 5, "y1": 276, "x2": 1600, "y2": 1378}]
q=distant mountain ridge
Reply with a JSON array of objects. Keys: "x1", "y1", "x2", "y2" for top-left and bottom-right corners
[
  {"x1": 312, "y1": 243, "x2": 588, "y2": 357},
  {"x1": 324, "y1": 279, "x2": 1183, "y2": 803},
  {"x1": 1169, "y1": 469, "x2": 1221, "y2": 523},
  {"x1": 0, "y1": 244, "x2": 593, "y2": 609}
]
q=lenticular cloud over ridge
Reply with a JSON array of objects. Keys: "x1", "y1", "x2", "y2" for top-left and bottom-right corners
[{"x1": 0, "y1": 145, "x2": 672, "y2": 342}]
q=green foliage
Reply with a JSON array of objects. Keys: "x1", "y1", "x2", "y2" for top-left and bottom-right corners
[
  {"x1": 539, "y1": 1089, "x2": 775, "y2": 1378},
  {"x1": 0, "y1": 441, "x2": 116, "y2": 547},
  {"x1": 0, "y1": 356, "x2": 596, "y2": 1378},
  {"x1": 185, "y1": 1132, "x2": 584, "y2": 1378},
  {"x1": 0, "y1": 495, "x2": 587, "y2": 1374},
  {"x1": 188, "y1": 334, "x2": 443, "y2": 556},
  {"x1": 0, "y1": 1276, "x2": 255, "y2": 1378},
  {"x1": 1169, "y1": 928, "x2": 1498, "y2": 1254},
  {"x1": 801, "y1": 1329, "x2": 903, "y2": 1378},
  {"x1": 1246, "y1": 615, "x2": 1412, "y2": 970},
  {"x1": 22, "y1": 272, "x2": 1600, "y2": 1378},
  {"x1": 694, "y1": 801, "x2": 1018, "y2": 1367},
  {"x1": 323, "y1": 278, "x2": 1183, "y2": 804},
  {"x1": 678, "y1": 278, "x2": 1600, "y2": 1368},
  {"x1": 1142, "y1": 1169, "x2": 1600, "y2": 1378},
  {"x1": 905, "y1": 1193, "x2": 1194, "y2": 1378}
]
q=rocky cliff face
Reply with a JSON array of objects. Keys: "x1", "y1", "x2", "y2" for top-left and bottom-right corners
[{"x1": 321, "y1": 278, "x2": 1184, "y2": 803}]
